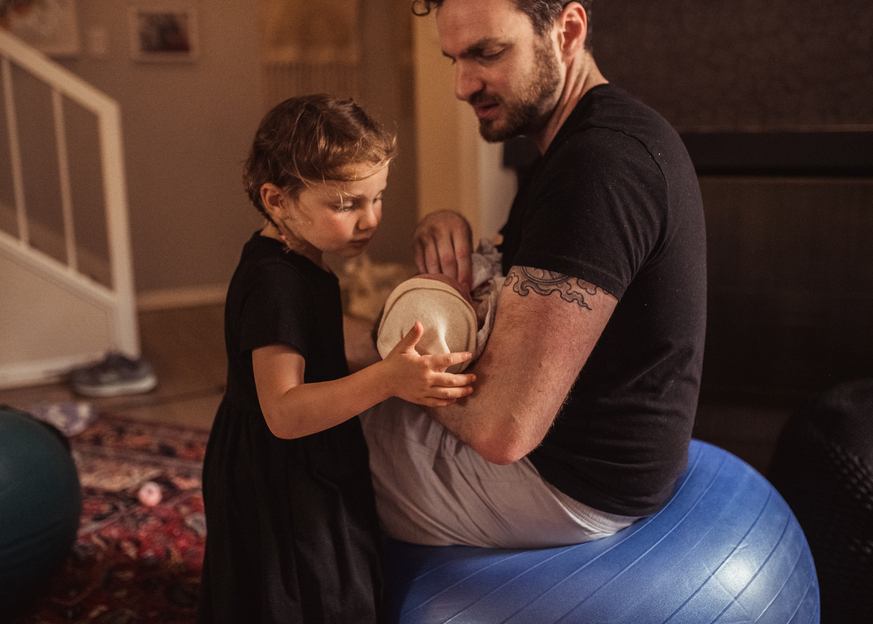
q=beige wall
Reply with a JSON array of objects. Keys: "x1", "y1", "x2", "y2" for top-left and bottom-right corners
[
  {"x1": 412, "y1": 9, "x2": 516, "y2": 246},
  {"x1": 60, "y1": 1, "x2": 264, "y2": 303},
  {"x1": 56, "y1": 0, "x2": 435, "y2": 305}
]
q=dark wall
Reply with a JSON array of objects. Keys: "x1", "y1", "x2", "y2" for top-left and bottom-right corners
[
  {"x1": 592, "y1": 1, "x2": 873, "y2": 131},
  {"x1": 590, "y1": 1, "x2": 873, "y2": 400},
  {"x1": 701, "y1": 178, "x2": 873, "y2": 399}
]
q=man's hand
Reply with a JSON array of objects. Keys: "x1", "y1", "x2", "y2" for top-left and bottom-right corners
[{"x1": 412, "y1": 210, "x2": 474, "y2": 292}]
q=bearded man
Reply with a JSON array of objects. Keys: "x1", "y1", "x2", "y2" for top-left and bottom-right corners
[{"x1": 362, "y1": 0, "x2": 707, "y2": 549}]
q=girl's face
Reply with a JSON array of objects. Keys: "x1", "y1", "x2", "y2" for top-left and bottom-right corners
[{"x1": 267, "y1": 164, "x2": 389, "y2": 267}]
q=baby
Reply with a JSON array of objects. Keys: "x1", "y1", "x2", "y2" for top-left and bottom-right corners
[{"x1": 376, "y1": 241, "x2": 503, "y2": 372}]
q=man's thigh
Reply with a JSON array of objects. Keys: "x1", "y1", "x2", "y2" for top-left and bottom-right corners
[{"x1": 360, "y1": 398, "x2": 636, "y2": 549}]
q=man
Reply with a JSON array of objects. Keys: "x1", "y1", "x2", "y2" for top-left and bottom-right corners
[{"x1": 361, "y1": 0, "x2": 706, "y2": 549}]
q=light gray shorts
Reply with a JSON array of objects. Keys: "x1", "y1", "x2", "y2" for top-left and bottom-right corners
[{"x1": 360, "y1": 397, "x2": 639, "y2": 549}]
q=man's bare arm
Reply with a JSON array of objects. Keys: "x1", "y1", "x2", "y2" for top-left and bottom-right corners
[{"x1": 427, "y1": 265, "x2": 617, "y2": 465}]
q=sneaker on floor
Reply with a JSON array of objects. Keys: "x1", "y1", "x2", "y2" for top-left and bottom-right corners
[{"x1": 69, "y1": 352, "x2": 158, "y2": 397}]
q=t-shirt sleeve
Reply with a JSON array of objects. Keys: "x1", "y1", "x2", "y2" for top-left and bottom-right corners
[
  {"x1": 509, "y1": 128, "x2": 667, "y2": 299},
  {"x1": 237, "y1": 261, "x2": 314, "y2": 358}
]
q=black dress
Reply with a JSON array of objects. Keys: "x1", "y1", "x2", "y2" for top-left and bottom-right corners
[{"x1": 197, "y1": 232, "x2": 385, "y2": 623}]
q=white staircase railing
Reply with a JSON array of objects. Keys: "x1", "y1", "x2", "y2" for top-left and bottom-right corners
[{"x1": 0, "y1": 29, "x2": 139, "y2": 388}]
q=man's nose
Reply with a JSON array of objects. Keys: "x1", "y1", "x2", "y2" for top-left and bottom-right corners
[{"x1": 454, "y1": 63, "x2": 483, "y2": 102}]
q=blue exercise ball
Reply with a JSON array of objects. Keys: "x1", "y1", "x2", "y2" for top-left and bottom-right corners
[
  {"x1": 0, "y1": 407, "x2": 82, "y2": 611},
  {"x1": 384, "y1": 439, "x2": 820, "y2": 624}
]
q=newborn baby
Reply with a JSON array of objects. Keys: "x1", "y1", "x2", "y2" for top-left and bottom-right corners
[
  {"x1": 376, "y1": 273, "x2": 478, "y2": 373},
  {"x1": 376, "y1": 241, "x2": 503, "y2": 373}
]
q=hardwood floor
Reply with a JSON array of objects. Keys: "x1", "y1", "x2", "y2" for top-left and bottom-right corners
[
  {"x1": 0, "y1": 304, "x2": 227, "y2": 432},
  {"x1": 0, "y1": 303, "x2": 802, "y2": 475}
]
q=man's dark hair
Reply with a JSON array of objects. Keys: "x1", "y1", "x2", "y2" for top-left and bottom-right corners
[{"x1": 413, "y1": 0, "x2": 593, "y2": 44}]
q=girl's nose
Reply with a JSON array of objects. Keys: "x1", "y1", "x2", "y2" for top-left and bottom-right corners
[{"x1": 359, "y1": 202, "x2": 381, "y2": 231}]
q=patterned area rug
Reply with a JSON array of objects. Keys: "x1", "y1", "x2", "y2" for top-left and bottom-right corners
[{"x1": 10, "y1": 415, "x2": 208, "y2": 624}]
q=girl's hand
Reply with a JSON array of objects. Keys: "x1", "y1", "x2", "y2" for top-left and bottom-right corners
[{"x1": 381, "y1": 322, "x2": 476, "y2": 407}]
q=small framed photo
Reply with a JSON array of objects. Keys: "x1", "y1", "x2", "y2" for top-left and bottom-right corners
[{"x1": 129, "y1": 5, "x2": 198, "y2": 62}]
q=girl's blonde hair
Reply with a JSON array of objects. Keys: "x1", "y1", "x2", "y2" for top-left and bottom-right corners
[{"x1": 243, "y1": 94, "x2": 397, "y2": 219}]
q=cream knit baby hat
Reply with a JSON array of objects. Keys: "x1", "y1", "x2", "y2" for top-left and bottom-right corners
[{"x1": 376, "y1": 275, "x2": 478, "y2": 373}]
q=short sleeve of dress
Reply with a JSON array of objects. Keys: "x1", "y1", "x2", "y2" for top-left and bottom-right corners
[
  {"x1": 507, "y1": 128, "x2": 667, "y2": 299},
  {"x1": 238, "y1": 261, "x2": 314, "y2": 359}
]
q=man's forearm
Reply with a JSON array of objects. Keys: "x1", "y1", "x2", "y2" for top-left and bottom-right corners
[{"x1": 424, "y1": 266, "x2": 617, "y2": 465}]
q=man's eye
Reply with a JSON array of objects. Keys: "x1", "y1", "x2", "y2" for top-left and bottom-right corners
[{"x1": 481, "y1": 49, "x2": 504, "y2": 61}]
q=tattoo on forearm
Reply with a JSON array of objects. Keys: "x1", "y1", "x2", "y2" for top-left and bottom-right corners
[{"x1": 504, "y1": 267, "x2": 604, "y2": 310}]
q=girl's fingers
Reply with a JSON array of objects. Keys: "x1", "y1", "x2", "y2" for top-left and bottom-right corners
[
  {"x1": 442, "y1": 373, "x2": 476, "y2": 388},
  {"x1": 422, "y1": 387, "x2": 470, "y2": 406},
  {"x1": 425, "y1": 390, "x2": 470, "y2": 406},
  {"x1": 409, "y1": 378, "x2": 473, "y2": 407},
  {"x1": 430, "y1": 376, "x2": 475, "y2": 394},
  {"x1": 423, "y1": 397, "x2": 457, "y2": 408},
  {"x1": 396, "y1": 321, "x2": 424, "y2": 351},
  {"x1": 432, "y1": 351, "x2": 473, "y2": 370}
]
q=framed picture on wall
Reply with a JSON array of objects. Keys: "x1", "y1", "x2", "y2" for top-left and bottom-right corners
[{"x1": 128, "y1": 5, "x2": 198, "y2": 61}]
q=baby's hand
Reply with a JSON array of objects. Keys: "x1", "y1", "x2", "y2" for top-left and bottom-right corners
[{"x1": 381, "y1": 322, "x2": 476, "y2": 407}]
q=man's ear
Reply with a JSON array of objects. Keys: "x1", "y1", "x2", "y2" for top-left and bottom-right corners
[
  {"x1": 260, "y1": 183, "x2": 286, "y2": 221},
  {"x1": 557, "y1": 2, "x2": 588, "y2": 56}
]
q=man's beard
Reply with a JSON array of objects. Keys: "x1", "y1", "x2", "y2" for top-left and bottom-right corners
[{"x1": 472, "y1": 38, "x2": 562, "y2": 143}]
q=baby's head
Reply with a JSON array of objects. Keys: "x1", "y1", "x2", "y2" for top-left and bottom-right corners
[
  {"x1": 377, "y1": 273, "x2": 478, "y2": 373},
  {"x1": 243, "y1": 94, "x2": 397, "y2": 220}
]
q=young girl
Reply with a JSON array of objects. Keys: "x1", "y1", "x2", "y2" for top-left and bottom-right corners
[{"x1": 197, "y1": 95, "x2": 476, "y2": 623}]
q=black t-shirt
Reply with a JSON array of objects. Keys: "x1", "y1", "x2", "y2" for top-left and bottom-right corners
[{"x1": 500, "y1": 84, "x2": 707, "y2": 516}]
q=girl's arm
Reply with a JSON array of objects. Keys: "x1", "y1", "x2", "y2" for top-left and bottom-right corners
[
  {"x1": 343, "y1": 314, "x2": 381, "y2": 372},
  {"x1": 253, "y1": 322, "x2": 475, "y2": 439}
]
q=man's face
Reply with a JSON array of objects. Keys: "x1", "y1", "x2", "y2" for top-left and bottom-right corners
[{"x1": 436, "y1": 0, "x2": 563, "y2": 143}]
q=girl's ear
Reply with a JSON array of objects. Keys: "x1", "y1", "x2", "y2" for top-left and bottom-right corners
[{"x1": 260, "y1": 183, "x2": 286, "y2": 221}]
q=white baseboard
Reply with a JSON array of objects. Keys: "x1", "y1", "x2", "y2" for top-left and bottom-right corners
[
  {"x1": 136, "y1": 285, "x2": 227, "y2": 312},
  {"x1": 0, "y1": 352, "x2": 101, "y2": 390}
]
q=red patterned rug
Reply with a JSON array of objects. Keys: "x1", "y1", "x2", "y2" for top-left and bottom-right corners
[{"x1": 9, "y1": 415, "x2": 208, "y2": 624}]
